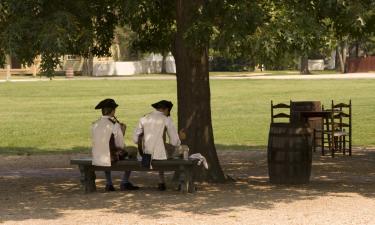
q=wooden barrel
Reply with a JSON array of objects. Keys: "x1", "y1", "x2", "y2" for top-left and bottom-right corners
[
  {"x1": 65, "y1": 67, "x2": 74, "y2": 78},
  {"x1": 267, "y1": 123, "x2": 313, "y2": 184}
]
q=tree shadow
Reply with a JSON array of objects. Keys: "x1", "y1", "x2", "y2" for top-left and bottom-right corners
[
  {"x1": 0, "y1": 147, "x2": 374, "y2": 222},
  {"x1": 0, "y1": 146, "x2": 89, "y2": 155},
  {"x1": 215, "y1": 144, "x2": 267, "y2": 151}
]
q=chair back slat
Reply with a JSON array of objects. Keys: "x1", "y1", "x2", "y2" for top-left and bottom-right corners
[
  {"x1": 339, "y1": 123, "x2": 350, "y2": 128},
  {"x1": 273, "y1": 113, "x2": 290, "y2": 118},
  {"x1": 333, "y1": 103, "x2": 350, "y2": 108},
  {"x1": 271, "y1": 100, "x2": 290, "y2": 123},
  {"x1": 272, "y1": 103, "x2": 290, "y2": 109},
  {"x1": 334, "y1": 112, "x2": 350, "y2": 118}
]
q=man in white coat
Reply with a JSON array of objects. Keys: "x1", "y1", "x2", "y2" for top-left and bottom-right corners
[
  {"x1": 133, "y1": 100, "x2": 184, "y2": 191},
  {"x1": 92, "y1": 98, "x2": 139, "y2": 192}
]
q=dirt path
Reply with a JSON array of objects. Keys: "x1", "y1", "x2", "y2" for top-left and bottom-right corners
[{"x1": 1, "y1": 148, "x2": 374, "y2": 225}]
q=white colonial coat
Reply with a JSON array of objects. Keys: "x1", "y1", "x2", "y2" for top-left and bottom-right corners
[
  {"x1": 133, "y1": 111, "x2": 181, "y2": 160},
  {"x1": 91, "y1": 116, "x2": 124, "y2": 166}
]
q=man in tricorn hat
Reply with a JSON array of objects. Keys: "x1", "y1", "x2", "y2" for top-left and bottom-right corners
[
  {"x1": 133, "y1": 100, "x2": 185, "y2": 191},
  {"x1": 92, "y1": 98, "x2": 139, "y2": 192}
]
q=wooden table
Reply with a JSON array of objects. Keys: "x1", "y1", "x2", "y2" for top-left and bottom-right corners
[
  {"x1": 299, "y1": 111, "x2": 332, "y2": 121},
  {"x1": 290, "y1": 101, "x2": 322, "y2": 123}
]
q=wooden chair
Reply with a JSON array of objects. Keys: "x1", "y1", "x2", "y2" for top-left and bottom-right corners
[
  {"x1": 317, "y1": 100, "x2": 352, "y2": 157},
  {"x1": 271, "y1": 100, "x2": 291, "y2": 123},
  {"x1": 331, "y1": 100, "x2": 352, "y2": 156}
]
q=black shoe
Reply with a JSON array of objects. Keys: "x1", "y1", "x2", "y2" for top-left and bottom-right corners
[
  {"x1": 158, "y1": 183, "x2": 166, "y2": 191},
  {"x1": 120, "y1": 182, "x2": 140, "y2": 191},
  {"x1": 105, "y1": 184, "x2": 116, "y2": 192}
]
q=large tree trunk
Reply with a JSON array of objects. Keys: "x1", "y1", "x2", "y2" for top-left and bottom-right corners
[
  {"x1": 300, "y1": 54, "x2": 310, "y2": 75},
  {"x1": 174, "y1": 0, "x2": 226, "y2": 182}
]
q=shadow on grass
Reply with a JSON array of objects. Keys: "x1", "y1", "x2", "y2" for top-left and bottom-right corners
[
  {"x1": 215, "y1": 144, "x2": 266, "y2": 151},
  {"x1": 0, "y1": 146, "x2": 90, "y2": 155},
  {"x1": 0, "y1": 147, "x2": 374, "y2": 222},
  {"x1": 0, "y1": 144, "x2": 263, "y2": 155}
]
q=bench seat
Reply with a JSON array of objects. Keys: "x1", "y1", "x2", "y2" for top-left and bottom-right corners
[{"x1": 71, "y1": 158, "x2": 197, "y2": 193}]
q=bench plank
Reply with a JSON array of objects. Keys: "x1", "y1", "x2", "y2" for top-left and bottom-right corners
[{"x1": 71, "y1": 158, "x2": 196, "y2": 194}]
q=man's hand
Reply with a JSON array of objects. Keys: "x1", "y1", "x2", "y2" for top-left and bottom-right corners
[{"x1": 120, "y1": 123, "x2": 126, "y2": 135}]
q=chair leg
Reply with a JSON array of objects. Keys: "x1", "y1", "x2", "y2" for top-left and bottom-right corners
[
  {"x1": 349, "y1": 135, "x2": 352, "y2": 156},
  {"x1": 328, "y1": 134, "x2": 333, "y2": 157},
  {"x1": 332, "y1": 136, "x2": 337, "y2": 158},
  {"x1": 321, "y1": 133, "x2": 325, "y2": 156},
  {"x1": 343, "y1": 136, "x2": 346, "y2": 155},
  {"x1": 313, "y1": 129, "x2": 316, "y2": 152}
]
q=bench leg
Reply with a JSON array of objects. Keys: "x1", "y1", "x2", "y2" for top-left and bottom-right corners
[
  {"x1": 186, "y1": 169, "x2": 196, "y2": 193},
  {"x1": 79, "y1": 165, "x2": 96, "y2": 193},
  {"x1": 172, "y1": 170, "x2": 181, "y2": 182},
  {"x1": 179, "y1": 167, "x2": 196, "y2": 193}
]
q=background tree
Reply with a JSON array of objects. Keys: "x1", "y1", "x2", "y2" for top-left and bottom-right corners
[
  {"x1": 113, "y1": 26, "x2": 141, "y2": 61},
  {"x1": 314, "y1": 0, "x2": 373, "y2": 73},
  {"x1": 120, "y1": 0, "x2": 175, "y2": 73},
  {"x1": 0, "y1": 0, "x2": 117, "y2": 77},
  {"x1": 245, "y1": 1, "x2": 330, "y2": 74},
  {"x1": 241, "y1": 0, "x2": 375, "y2": 74}
]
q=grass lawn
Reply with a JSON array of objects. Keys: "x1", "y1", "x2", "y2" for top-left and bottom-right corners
[{"x1": 0, "y1": 79, "x2": 374, "y2": 155}]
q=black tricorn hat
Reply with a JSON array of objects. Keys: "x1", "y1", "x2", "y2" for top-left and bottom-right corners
[
  {"x1": 95, "y1": 98, "x2": 119, "y2": 109},
  {"x1": 151, "y1": 100, "x2": 173, "y2": 110}
]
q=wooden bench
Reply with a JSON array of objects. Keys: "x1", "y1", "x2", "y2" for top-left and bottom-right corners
[{"x1": 70, "y1": 158, "x2": 197, "y2": 193}]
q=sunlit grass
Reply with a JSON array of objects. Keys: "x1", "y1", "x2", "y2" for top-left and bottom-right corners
[{"x1": 0, "y1": 78, "x2": 374, "y2": 155}]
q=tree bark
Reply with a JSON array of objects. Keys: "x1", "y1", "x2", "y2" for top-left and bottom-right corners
[
  {"x1": 174, "y1": 0, "x2": 226, "y2": 182},
  {"x1": 337, "y1": 40, "x2": 348, "y2": 73},
  {"x1": 300, "y1": 54, "x2": 310, "y2": 75},
  {"x1": 82, "y1": 54, "x2": 93, "y2": 76},
  {"x1": 161, "y1": 51, "x2": 167, "y2": 74}
]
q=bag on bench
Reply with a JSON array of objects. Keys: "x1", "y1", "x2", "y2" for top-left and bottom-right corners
[
  {"x1": 138, "y1": 121, "x2": 168, "y2": 169},
  {"x1": 109, "y1": 133, "x2": 127, "y2": 163},
  {"x1": 141, "y1": 153, "x2": 152, "y2": 168},
  {"x1": 137, "y1": 133, "x2": 152, "y2": 168}
]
